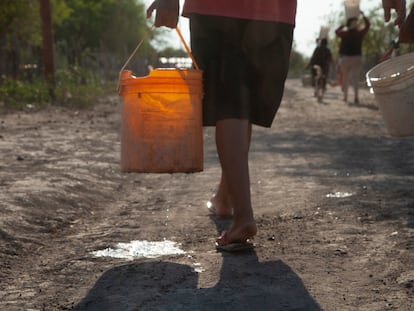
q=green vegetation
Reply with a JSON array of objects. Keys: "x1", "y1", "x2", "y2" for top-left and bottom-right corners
[
  {"x1": 0, "y1": 1, "x2": 412, "y2": 108},
  {"x1": 289, "y1": 44, "x2": 308, "y2": 78},
  {"x1": 0, "y1": 0, "x2": 156, "y2": 109},
  {"x1": 0, "y1": 78, "x2": 50, "y2": 109}
]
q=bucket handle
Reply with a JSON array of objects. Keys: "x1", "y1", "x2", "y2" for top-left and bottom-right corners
[
  {"x1": 118, "y1": 26, "x2": 200, "y2": 94},
  {"x1": 119, "y1": 26, "x2": 200, "y2": 74},
  {"x1": 175, "y1": 27, "x2": 200, "y2": 71}
]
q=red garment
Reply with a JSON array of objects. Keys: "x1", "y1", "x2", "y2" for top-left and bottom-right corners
[
  {"x1": 335, "y1": 16, "x2": 370, "y2": 56},
  {"x1": 182, "y1": 0, "x2": 297, "y2": 25}
]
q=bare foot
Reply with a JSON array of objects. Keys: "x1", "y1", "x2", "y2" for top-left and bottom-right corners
[
  {"x1": 216, "y1": 222, "x2": 257, "y2": 245},
  {"x1": 207, "y1": 195, "x2": 233, "y2": 218}
]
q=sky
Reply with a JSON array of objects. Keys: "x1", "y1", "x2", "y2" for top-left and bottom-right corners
[{"x1": 144, "y1": 0, "x2": 380, "y2": 57}]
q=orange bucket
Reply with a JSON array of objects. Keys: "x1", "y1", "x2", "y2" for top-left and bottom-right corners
[{"x1": 118, "y1": 28, "x2": 203, "y2": 173}]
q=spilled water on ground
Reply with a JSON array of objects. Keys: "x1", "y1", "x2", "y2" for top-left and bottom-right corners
[{"x1": 91, "y1": 240, "x2": 186, "y2": 259}]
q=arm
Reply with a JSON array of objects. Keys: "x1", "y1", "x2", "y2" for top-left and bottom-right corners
[
  {"x1": 382, "y1": 0, "x2": 406, "y2": 26},
  {"x1": 146, "y1": 0, "x2": 179, "y2": 28},
  {"x1": 360, "y1": 11, "x2": 371, "y2": 35},
  {"x1": 335, "y1": 25, "x2": 346, "y2": 38}
]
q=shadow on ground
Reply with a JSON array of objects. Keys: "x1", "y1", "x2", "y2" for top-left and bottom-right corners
[
  {"x1": 252, "y1": 130, "x2": 414, "y2": 229},
  {"x1": 74, "y1": 217, "x2": 321, "y2": 311},
  {"x1": 73, "y1": 256, "x2": 321, "y2": 311}
]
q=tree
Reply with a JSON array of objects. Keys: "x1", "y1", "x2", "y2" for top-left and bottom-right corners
[
  {"x1": 39, "y1": 0, "x2": 55, "y2": 98},
  {"x1": 0, "y1": 1, "x2": 41, "y2": 79},
  {"x1": 289, "y1": 45, "x2": 308, "y2": 78},
  {"x1": 53, "y1": 0, "x2": 151, "y2": 63},
  {"x1": 0, "y1": 0, "x2": 187, "y2": 84}
]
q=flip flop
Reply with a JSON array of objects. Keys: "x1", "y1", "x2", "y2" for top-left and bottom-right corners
[
  {"x1": 215, "y1": 241, "x2": 254, "y2": 252},
  {"x1": 215, "y1": 231, "x2": 254, "y2": 252}
]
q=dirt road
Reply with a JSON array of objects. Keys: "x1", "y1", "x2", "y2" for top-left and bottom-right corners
[{"x1": 1, "y1": 79, "x2": 413, "y2": 310}]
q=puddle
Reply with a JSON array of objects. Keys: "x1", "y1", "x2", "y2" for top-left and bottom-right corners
[
  {"x1": 326, "y1": 192, "x2": 354, "y2": 198},
  {"x1": 91, "y1": 240, "x2": 186, "y2": 259},
  {"x1": 193, "y1": 262, "x2": 205, "y2": 273}
]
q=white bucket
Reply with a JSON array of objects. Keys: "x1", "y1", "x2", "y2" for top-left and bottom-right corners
[
  {"x1": 344, "y1": 0, "x2": 360, "y2": 19},
  {"x1": 319, "y1": 26, "x2": 330, "y2": 39},
  {"x1": 366, "y1": 53, "x2": 414, "y2": 137}
]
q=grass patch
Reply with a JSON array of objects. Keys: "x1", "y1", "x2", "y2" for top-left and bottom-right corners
[
  {"x1": 0, "y1": 78, "x2": 50, "y2": 109},
  {"x1": 0, "y1": 67, "x2": 110, "y2": 109}
]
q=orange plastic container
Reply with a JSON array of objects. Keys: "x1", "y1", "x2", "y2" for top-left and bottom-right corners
[
  {"x1": 118, "y1": 28, "x2": 203, "y2": 173},
  {"x1": 119, "y1": 68, "x2": 203, "y2": 173}
]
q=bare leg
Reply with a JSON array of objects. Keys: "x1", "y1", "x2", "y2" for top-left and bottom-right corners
[
  {"x1": 210, "y1": 122, "x2": 252, "y2": 217},
  {"x1": 352, "y1": 59, "x2": 362, "y2": 103},
  {"x1": 352, "y1": 70, "x2": 359, "y2": 103},
  {"x1": 215, "y1": 119, "x2": 257, "y2": 243},
  {"x1": 208, "y1": 172, "x2": 233, "y2": 217},
  {"x1": 341, "y1": 59, "x2": 351, "y2": 103}
]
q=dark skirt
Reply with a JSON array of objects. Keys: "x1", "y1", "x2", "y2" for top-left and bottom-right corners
[{"x1": 189, "y1": 14, "x2": 294, "y2": 127}]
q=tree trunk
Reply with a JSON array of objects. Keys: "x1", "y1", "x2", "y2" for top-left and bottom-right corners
[{"x1": 39, "y1": 0, "x2": 55, "y2": 99}]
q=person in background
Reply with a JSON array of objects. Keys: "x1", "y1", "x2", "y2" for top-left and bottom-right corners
[
  {"x1": 307, "y1": 38, "x2": 333, "y2": 99},
  {"x1": 147, "y1": 0, "x2": 297, "y2": 251},
  {"x1": 335, "y1": 11, "x2": 370, "y2": 104}
]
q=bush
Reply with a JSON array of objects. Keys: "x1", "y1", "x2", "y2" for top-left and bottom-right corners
[
  {"x1": 54, "y1": 66, "x2": 105, "y2": 108},
  {"x1": 0, "y1": 67, "x2": 109, "y2": 109},
  {"x1": 0, "y1": 77, "x2": 50, "y2": 109}
]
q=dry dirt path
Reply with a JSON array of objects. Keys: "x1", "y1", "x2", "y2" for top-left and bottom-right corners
[{"x1": 0, "y1": 79, "x2": 413, "y2": 310}]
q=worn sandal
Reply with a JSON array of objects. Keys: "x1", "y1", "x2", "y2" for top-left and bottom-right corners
[{"x1": 215, "y1": 231, "x2": 254, "y2": 252}]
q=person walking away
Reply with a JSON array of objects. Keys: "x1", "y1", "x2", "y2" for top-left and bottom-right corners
[
  {"x1": 307, "y1": 38, "x2": 333, "y2": 100},
  {"x1": 147, "y1": 0, "x2": 297, "y2": 251},
  {"x1": 335, "y1": 11, "x2": 370, "y2": 104}
]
